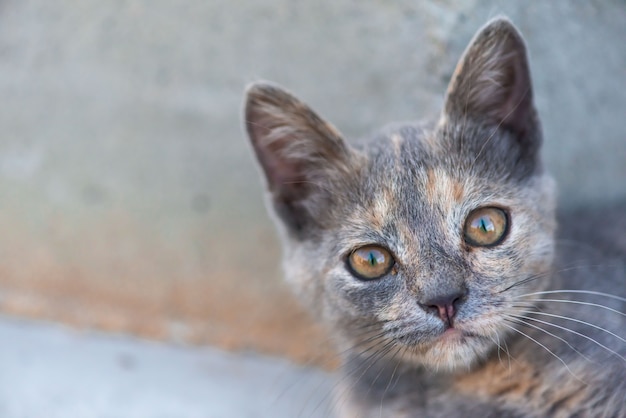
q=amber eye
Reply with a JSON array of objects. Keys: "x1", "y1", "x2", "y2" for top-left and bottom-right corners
[
  {"x1": 464, "y1": 207, "x2": 509, "y2": 247},
  {"x1": 347, "y1": 245, "x2": 395, "y2": 280}
]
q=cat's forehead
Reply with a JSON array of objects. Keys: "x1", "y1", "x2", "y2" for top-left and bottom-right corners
[
  {"x1": 359, "y1": 126, "x2": 477, "y2": 201},
  {"x1": 358, "y1": 122, "x2": 527, "y2": 198},
  {"x1": 341, "y1": 125, "x2": 523, "y2": 238}
]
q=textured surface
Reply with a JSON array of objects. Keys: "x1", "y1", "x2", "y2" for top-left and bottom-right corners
[
  {"x1": 0, "y1": 0, "x2": 624, "y2": 362},
  {"x1": 0, "y1": 316, "x2": 333, "y2": 418}
]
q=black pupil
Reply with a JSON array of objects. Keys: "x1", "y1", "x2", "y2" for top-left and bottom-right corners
[{"x1": 477, "y1": 216, "x2": 493, "y2": 233}]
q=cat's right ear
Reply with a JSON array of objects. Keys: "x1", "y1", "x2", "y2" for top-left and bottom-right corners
[{"x1": 244, "y1": 82, "x2": 354, "y2": 236}]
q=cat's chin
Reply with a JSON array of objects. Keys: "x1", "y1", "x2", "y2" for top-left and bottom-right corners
[{"x1": 401, "y1": 329, "x2": 492, "y2": 372}]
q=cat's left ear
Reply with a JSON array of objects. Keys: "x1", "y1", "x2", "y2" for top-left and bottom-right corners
[{"x1": 443, "y1": 18, "x2": 539, "y2": 152}]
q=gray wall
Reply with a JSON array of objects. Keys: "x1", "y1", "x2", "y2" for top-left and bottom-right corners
[{"x1": 0, "y1": 0, "x2": 624, "y2": 359}]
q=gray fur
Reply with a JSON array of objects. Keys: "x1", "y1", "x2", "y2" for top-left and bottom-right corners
[{"x1": 244, "y1": 17, "x2": 626, "y2": 417}]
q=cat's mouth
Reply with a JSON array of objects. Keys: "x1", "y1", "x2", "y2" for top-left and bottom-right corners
[
  {"x1": 391, "y1": 334, "x2": 489, "y2": 371},
  {"x1": 434, "y1": 326, "x2": 483, "y2": 344},
  {"x1": 415, "y1": 329, "x2": 492, "y2": 370},
  {"x1": 383, "y1": 315, "x2": 499, "y2": 369},
  {"x1": 440, "y1": 327, "x2": 465, "y2": 340},
  {"x1": 393, "y1": 326, "x2": 485, "y2": 349}
]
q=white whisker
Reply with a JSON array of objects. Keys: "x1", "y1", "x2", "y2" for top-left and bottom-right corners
[
  {"x1": 505, "y1": 314, "x2": 596, "y2": 364},
  {"x1": 491, "y1": 335, "x2": 503, "y2": 365},
  {"x1": 523, "y1": 311, "x2": 626, "y2": 346},
  {"x1": 330, "y1": 339, "x2": 397, "y2": 417},
  {"x1": 516, "y1": 290, "x2": 626, "y2": 303},
  {"x1": 505, "y1": 315, "x2": 593, "y2": 363},
  {"x1": 378, "y1": 345, "x2": 404, "y2": 418},
  {"x1": 501, "y1": 322, "x2": 586, "y2": 385},
  {"x1": 522, "y1": 298, "x2": 626, "y2": 318}
]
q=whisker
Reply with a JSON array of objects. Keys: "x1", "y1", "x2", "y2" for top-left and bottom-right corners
[
  {"x1": 379, "y1": 345, "x2": 405, "y2": 417},
  {"x1": 498, "y1": 273, "x2": 544, "y2": 294},
  {"x1": 501, "y1": 322, "x2": 586, "y2": 385},
  {"x1": 516, "y1": 290, "x2": 626, "y2": 303},
  {"x1": 523, "y1": 310, "x2": 626, "y2": 346},
  {"x1": 489, "y1": 325, "x2": 517, "y2": 371},
  {"x1": 330, "y1": 339, "x2": 398, "y2": 417},
  {"x1": 348, "y1": 339, "x2": 398, "y2": 384},
  {"x1": 522, "y1": 298, "x2": 626, "y2": 318},
  {"x1": 490, "y1": 334, "x2": 503, "y2": 365},
  {"x1": 504, "y1": 314, "x2": 594, "y2": 364},
  {"x1": 509, "y1": 313, "x2": 626, "y2": 364},
  {"x1": 498, "y1": 263, "x2": 610, "y2": 294},
  {"x1": 291, "y1": 325, "x2": 390, "y2": 417},
  {"x1": 510, "y1": 302, "x2": 541, "y2": 310},
  {"x1": 313, "y1": 333, "x2": 397, "y2": 417},
  {"x1": 501, "y1": 333, "x2": 514, "y2": 372},
  {"x1": 364, "y1": 344, "x2": 404, "y2": 399},
  {"x1": 274, "y1": 322, "x2": 389, "y2": 403}
]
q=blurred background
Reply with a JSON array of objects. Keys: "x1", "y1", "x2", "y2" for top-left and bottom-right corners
[{"x1": 0, "y1": 0, "x2": 624, "y2": 416}]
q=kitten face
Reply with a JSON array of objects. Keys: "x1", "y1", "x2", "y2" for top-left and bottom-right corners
[
  {"x1": 285, "y1": 127, "x2": 555, "y2": 370},
  {"x1": 245, "y1": 18, "x2": 556, "y2": 370}
]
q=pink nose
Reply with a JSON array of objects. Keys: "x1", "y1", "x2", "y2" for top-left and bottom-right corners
[{"x1": 420, "y1": 291, "x2": 466, "y2": 326}]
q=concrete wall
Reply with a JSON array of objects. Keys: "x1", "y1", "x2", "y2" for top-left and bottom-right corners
[{"x1": 0, "y1": 0, "x2": 624, "y2": 362}]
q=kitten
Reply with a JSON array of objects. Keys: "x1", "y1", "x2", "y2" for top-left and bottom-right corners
[{"x1": 244, "y1": 17, "x2": 626, "y2": 417}]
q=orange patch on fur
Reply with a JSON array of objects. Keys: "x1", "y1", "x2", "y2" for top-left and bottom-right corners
[
  {"x1": 454, "y1": 359, "x2": 586, "y2": 417},
  {"x1": 365, "y1": 188, "x2": 394, "y2": 230},
  {"x1": 452, "y1": 180, "x2": 465, "y2": 202},
  {"x1": 425, "y1": 169, "x2": 437, "y2": 203},
  {"x1": 424, "y1": 168, "x2": 464, "y2": 208},
  {"x1": 454, "y1": 359, "x2": 540, "y2": 399}
]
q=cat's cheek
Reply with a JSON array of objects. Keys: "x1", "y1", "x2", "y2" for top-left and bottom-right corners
[
  {"x1": 464, "y1": 210, "x2": 554, "y2": 286},
  {"x1": 462, "y1": 245, "x2": 522, "y2": 291},
  {"x1": 325, "y1": 269, "x2": 401, "y2": 317},
  {"x1": 502, "y1": 212, "x2": 555, "y2": 293}
]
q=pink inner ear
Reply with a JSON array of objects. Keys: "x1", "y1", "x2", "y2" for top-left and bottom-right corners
[
  {"x1": 245, "y1": 102, "x2": 314, "y2": 200},
  {"x1": 244, "y1": 82, "x2": 351, "y2": 205},
  {"x1": 260, "y1": 147, "x2": 305, "y2": 194}
]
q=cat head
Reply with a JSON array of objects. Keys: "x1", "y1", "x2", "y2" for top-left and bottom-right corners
[{"x1": 244, "y1": 17, "x2": 556, "y2": 370}]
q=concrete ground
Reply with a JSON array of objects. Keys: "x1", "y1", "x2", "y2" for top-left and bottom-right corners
[{"x1": 0, "y1": 315, "x2": 334, "y2": 418}]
